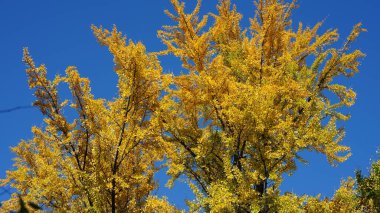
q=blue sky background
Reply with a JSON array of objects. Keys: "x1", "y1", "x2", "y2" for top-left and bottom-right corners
[{"x1": 0, "y1": 0, "x2": 379, "y2": 210}]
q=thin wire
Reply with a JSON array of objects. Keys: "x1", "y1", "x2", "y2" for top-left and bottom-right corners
[{"x1": 0, "y1": 105, "x2": 33, "y2": 114}]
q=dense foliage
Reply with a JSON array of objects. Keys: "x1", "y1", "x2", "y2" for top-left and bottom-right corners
[
  {"x1": 356, "y1": 158, "x2": 380, "y2": 212},
  {"x1": 1, "y1": 0, "x2": 369, "y2": 212}
]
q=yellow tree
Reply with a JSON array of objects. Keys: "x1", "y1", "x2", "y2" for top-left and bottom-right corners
[
  {"x1": 157, "y1": 0, "x2": 365, "y2": 212},
  {"x1": 1, "y1": 26, "x2": 176, "y2": 212},
  {"x1": 1, "y1": 0, "x2": 366, "y2": 212},
  {"x1": 278, "y1": 178, "x2": 363, "y2": 212}
]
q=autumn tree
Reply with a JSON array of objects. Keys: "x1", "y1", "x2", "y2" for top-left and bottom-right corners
[
  {"x1": 356, "y1": 155, "x2": 380, "y2": 212},
  {"x1": 0, "y1": 27, "x2": 177, "y2": 212},
  {"x1": 1, "y1": 0, "x2": 366, "y2": 212},
  {"x1": 277, "y1": 157, "x2": 380, "y2": 213},
  {"x1": 157, "y1": 0, "x2": 364, "y2": 212}
]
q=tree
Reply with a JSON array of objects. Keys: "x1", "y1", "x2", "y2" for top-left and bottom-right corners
[
  {"x1": 356, "y1": 155, "x2": 380, "y2": 212},
  {"x1": 157, "y1": 0, "x2": 364, "y2": 212},
  {"x1": 1, "y1": 0, "x2": 365, "y2": 212},
  {"x1": 1, "y1": 27, "x2": 176, "y2": 212}
]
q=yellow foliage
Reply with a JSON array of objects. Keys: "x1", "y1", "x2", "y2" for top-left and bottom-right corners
[
  {"x1": 1, "y1": 0, "x2": 365, "y2": 212},
  {"x1": 1, "y1": 27, "x2": 176, "y2": 212},
  {"x1": 158, "y1": 0, "x2": 364, "y2": 211}
]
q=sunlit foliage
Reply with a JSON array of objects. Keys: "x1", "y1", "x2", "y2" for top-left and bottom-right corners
[
  {"x1": 1, "y1": 0, "x2": 366, "y2": 212},
  {"x1": 1, "y1": 27, "x2": 178, "y2": 212},
  {"x1": 157, "y1": 0, "x2": 364, "y2": 212}
]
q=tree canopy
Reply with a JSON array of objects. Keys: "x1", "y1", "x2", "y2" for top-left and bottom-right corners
[{"x1": 1, "y1": 0, "x2": 368, "y2": 212}]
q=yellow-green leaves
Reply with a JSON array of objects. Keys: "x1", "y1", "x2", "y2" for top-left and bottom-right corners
[
  {"x1": 2, "y1": 27, "x2": 176, "y2": 212},
  {"x1": 2, "y1": 0, "x2": 365, "y2": 212},
  {"x1": 159, "y1": 0, "x2": 364, "y2": 212},
  {"x1": 158, "y1": 0, "x2": 211, "y2": 72}
]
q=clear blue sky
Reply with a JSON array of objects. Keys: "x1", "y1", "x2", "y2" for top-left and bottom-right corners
[{"x1": 0, "y1": 0, "x2": 379, "y2": 210}]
